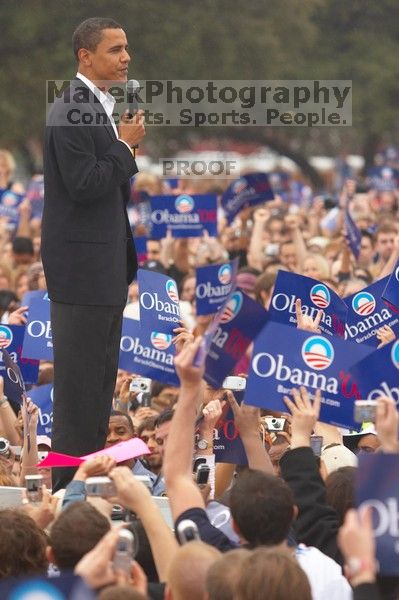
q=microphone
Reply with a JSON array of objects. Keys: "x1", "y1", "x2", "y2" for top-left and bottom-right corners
[{"x1": 126, "y1": 79, "x2": 141, "y2": 118}]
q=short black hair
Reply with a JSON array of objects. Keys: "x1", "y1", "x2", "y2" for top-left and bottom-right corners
[
  {"x1": 72, "y1": 17, "x2": 122, "y2": 60},
  {"x1": 109, "y1": 409, "x2": 135, "y2": 436},
  {"x1": 230, "y1": 470, "x2": 294, "y2": 546},
  {"x1": 12, "y1": 237, "x2": 34, "y2": 256},
  {"x1": 360, "y1": 229, "x2": 375, "y2": 243},
  {"x1": 155, "y1": 408, "x2": 174, "y2": 428}
]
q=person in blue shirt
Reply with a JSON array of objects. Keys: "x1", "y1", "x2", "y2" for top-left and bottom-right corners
[{"x1": 63, "y1": 410, "x2": 165, "y2": 507}]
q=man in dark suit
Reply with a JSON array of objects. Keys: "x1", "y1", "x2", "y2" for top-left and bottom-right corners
[{"x1": 42, "y1": 17, "x2": 145, "y2": 491}]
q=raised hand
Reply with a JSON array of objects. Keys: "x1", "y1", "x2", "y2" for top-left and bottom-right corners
[
  {"x1": 21, "y1": 484, "x2": 59, "y2": 529},
  {"x1": 73, "y1": 455, "x2": 117, "y2": 482},
  {"x1": 174, "y1": 336, "x2": 204, "y2": 388},
  {"x1": 226, "y1": 390, "x2": 260, "y2": 438},
  {"x1": 375, "y1": 396, "x2": 399, "y2": 452},
  {"x1": 376, "y1": 324, "x2": 396, "y2": 349},
  {"x1": 118, "y1": 109, "x2": 146, "y2": 148},
  {"x1": 284, "y1": 386, "x2": 321, "y2": 449},
  {"x1": 295, "y1": 298, "x2": 323, "y2": 333}
]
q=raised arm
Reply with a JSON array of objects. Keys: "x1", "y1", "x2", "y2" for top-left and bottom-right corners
[
  {"x1": 226, "y1": 391, "x2": 273, "y2": 473},
  {"x1": 163, "y1": 336, "x2": 206, "y2": 520},
  {"x1": 0, "y1": 376, "x2": 20, "y2": 445},
  {"x1": 109, "y1": 466, "x2": 178, "y2": 582},
  {"x1": 20, "y1": 397, "x2": 40, "y2": 483}
]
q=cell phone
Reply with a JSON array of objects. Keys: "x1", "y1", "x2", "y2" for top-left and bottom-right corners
[
  {"x1": 222, "y1": 376, "x2": 246, "y2": 392},
  {"x1": 25, "y1": 474, "x2": 43, "y2": 503},
  {"x1": 196, "y1": 464, "x2": 210, "y2": 485},
  {"x1": 310, "y1": 435, "x2": 323, "y2": 457},
  {"x1": 113, "y1": 529, "x2": 136, "y2": 574},
  {"x1": 176, "y1": 519, "x2": 201, "y2": 544},
  {"x1": 263, "y1": 416, "x2": 287, "y2": 432},
  {"x1": 193, "y1": 457, "x2": 207, "y2": 473},
  {"x1": 354, "y1": 400, "x2": 377, "y2": 423},
  {"x1": 85, "y1": 476, "x2": 116, "y2": 498},
  {"x1": 130, "y1": 377, "x2": 151, "y2": 394},
  {"x1": 139, "y1": 392, "x2": 152, "y2": 408}
]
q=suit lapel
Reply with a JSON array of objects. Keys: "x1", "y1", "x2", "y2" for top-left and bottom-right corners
[{"x1": 71, "y1": 77, "x2": 117, "y2": 143}]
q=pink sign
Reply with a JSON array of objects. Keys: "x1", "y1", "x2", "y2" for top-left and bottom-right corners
[{"x1": 37, "y1": 438, "x2": 150, "y2": 468}]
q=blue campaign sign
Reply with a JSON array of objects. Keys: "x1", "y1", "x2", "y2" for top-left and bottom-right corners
[
  {"x1": 119, "y1": 318, "x2": 178, "y2": 386},
  {"x1": 213, "y1": 397, "x2": 248, "y2": 465},
  {"x1": 25, "y1": 174, "x2": 45, "y2": 219},
  {"x1": 0, "y1": 189, "x2": 24, "y2": 228},
  {"x1": 349, "y1": 338, "x2": 399, "y2": 403},
  {"x1": 344, "y1": 276, "x2": 399, "y2": 346},
  {"x1": 269, "y1": 270, "x2": 347, "y2": 338},
  {"x1": 344, "y1": 204, "x2": 361, "y2": 259},
  {"x1": 245, "y1": 322, "x2": 374, "y2": 429},
  {"x1": 28, "y1": 384, "x2": 53, "y2": 437},
  {"x1": 382, "y1": 260, "x2": 399, "y2": 311},
  {"x1": 0, "y1": 574, "x2": 96, "y2": 599},
  {"x1": 2, "y1": 348, "x2": 26, "y2": 404},
  {"x1": 356, "y1": 454, "x2": 399, "y2": 576},
  {"x1": 221, "y1": 173, "x2": 274, "y2": 224},
  {"x1": 0, "y1": 325, "x2": 39, "y2": 385},
  {"x1": 269, "y1": 171, "x2": 291, "y2": 200},
  {"x1": 138, "y1": 268, "x2": 181, "y2": 335},
  {"x1": 150, "y1": 193, "x2": 217, "y2": 238},
  {"x1": 202, "y1": 290, "x2": 269, "y2": 388},
  {"x1": 366, "y1": 166, "x2": 399, "y2": 191},
  {"x1": 195, "y1": 258, "x2": 239, "y2": 315},
  {"x1": 21, "y1": 295, "x2": 53, "y2": 361},
  {"x1": 134, "y1": 236, "x2": 148, "y2": 265},
  {"x1": 21, "y1": 290, "x2": 49, "y2": 308}
]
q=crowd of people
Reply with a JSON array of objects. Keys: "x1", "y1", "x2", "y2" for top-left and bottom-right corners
[{"x1": 0, "y1": 143, "x2": 398, "y2": 598}]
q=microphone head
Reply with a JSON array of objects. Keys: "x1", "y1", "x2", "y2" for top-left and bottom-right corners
[{"x1": 127, "y1": 79, "x2": 140, "y2": 93}]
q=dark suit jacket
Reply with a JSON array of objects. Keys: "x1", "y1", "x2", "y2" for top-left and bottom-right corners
[{"x1": 42, "y1": 78, "x2": 138, "y2": 306}]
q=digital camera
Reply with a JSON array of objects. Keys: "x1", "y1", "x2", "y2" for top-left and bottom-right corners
[
  {"x1": 354, "y1": 400, "x2": 377, "y2": 424},
  {"x1": 130, "y1": 377, "x2": 151, "y2": 394},
  {"x1": 85, "y1": 476, "x2": 116, "y2": 498},
  {"x1": 25, "y1": 474, "x2": 43, "y2": 503},
  {"x1": 263, "y1": 416, "x2": 287, "y2": 432},
  {"x1": 222, "y1": 376, "x2": 246, "y2": 392},
  {"x1": 0, "y1": 437, "x2": 10, "y2": 458}
]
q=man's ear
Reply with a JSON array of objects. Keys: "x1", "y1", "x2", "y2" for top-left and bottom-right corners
[
  {"x1": 292, "y1": 504, "x2": 299, "y2": 522},
  {"x1": 45, "y1": 545, "x2": 55, "y2": 564},
  {"x1": 77, "y1": 48, "x2": 92, "y2": 66}
]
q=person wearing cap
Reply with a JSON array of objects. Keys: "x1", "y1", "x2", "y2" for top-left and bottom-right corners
[
  {"x1": 343, "y1": 425, "x2": 381, "y2": 454},
  {"x1": 37, "y1": 435, "x2": 52, "y2": 489},
  {"x1": 320, "y1": 443, "x2": 358, "y2": 478}
]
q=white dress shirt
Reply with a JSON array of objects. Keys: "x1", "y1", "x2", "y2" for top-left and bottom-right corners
[{"x1": 76, "y1": 72, "x2": 132, "y2": 151}]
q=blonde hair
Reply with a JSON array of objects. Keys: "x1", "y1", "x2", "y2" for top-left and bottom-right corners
[
  {"x1": 303, "y1": 253, "x2": 330, "y2": 280},
  {"x1": 133, "y1": 172, "x2": 162, "y2": 195},
  {"x1": 0, "y1": 150, "x2": 16, "y2": 179}
]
